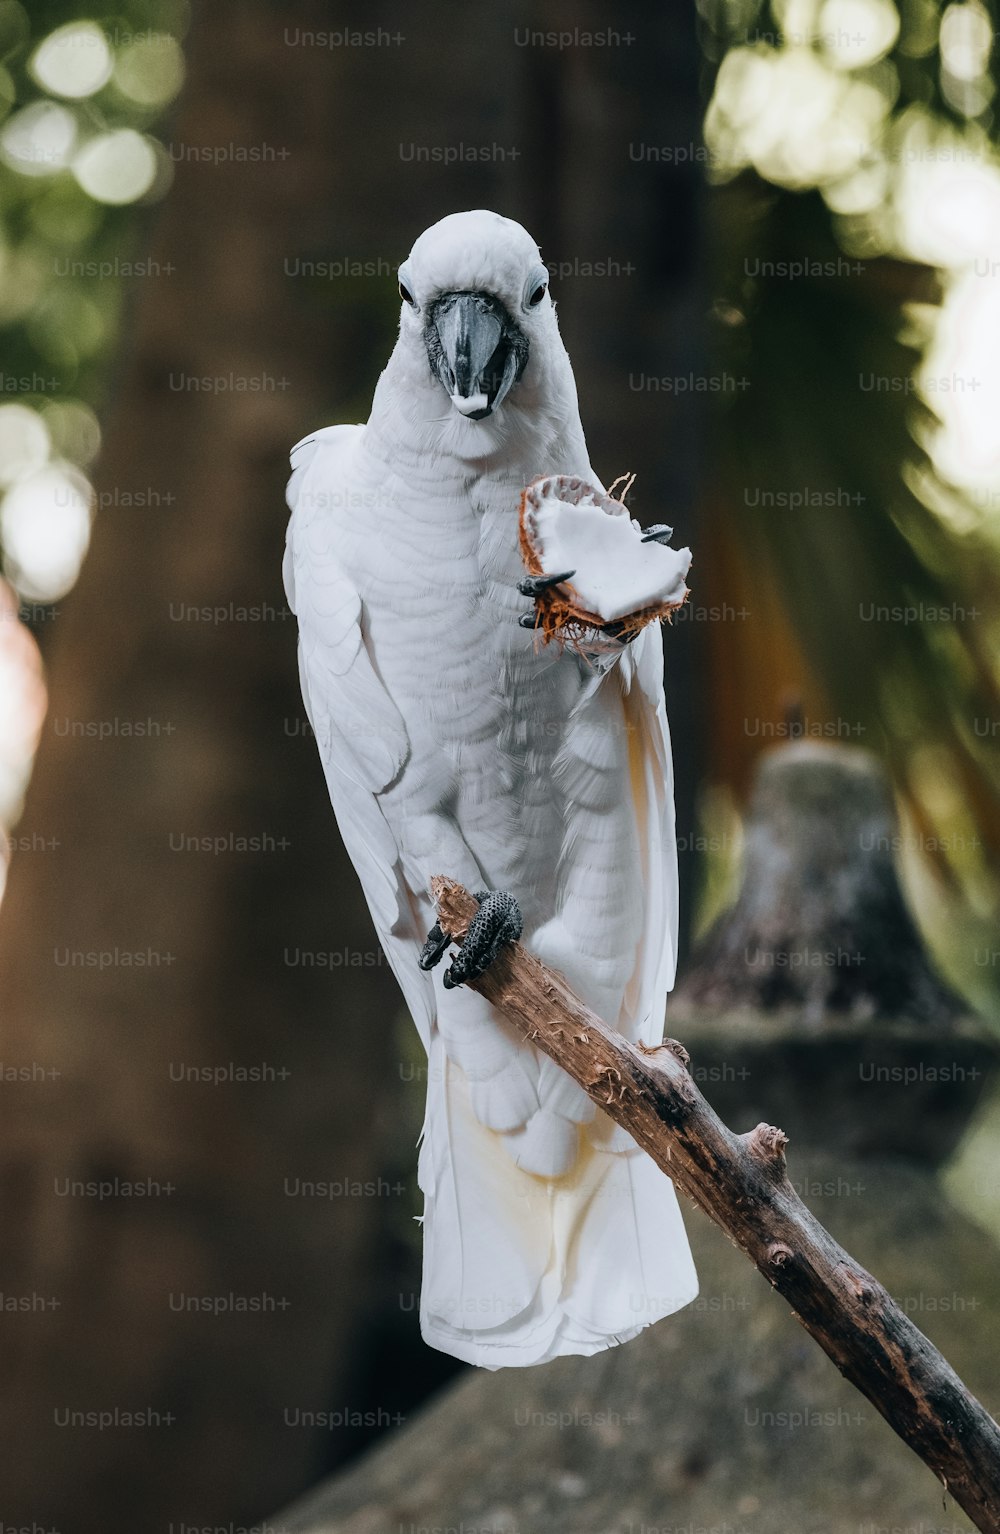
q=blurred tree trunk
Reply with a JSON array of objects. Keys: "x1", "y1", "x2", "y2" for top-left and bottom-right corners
[{"x1": 0, "y1": 3, "x2": 422, "y2": 1530}]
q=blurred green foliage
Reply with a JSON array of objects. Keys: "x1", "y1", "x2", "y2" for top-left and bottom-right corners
[
  {"x1": 699, "y1": 0, "x2": 1000, "y2": 1014},
  {"x1": 0, "y1": 0, "x2": 186, "y2": 603}
]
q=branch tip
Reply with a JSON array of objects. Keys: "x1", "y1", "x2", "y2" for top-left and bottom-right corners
[
  {"x1": 431, "y1": 875, "x2": 475, "y2": 941},
  {"x1": 746, "y1": 1122, "x2": 789, "y2": 1166}
]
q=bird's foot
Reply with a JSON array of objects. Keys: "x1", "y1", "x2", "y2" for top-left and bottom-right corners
[
  {"x1": 445, "y1": 889, "x2": 523, "y2": 988},
  {"x1": 518, "y1": 570, "x2": 634, "y2": 644},
  {"x1": 518, "y1": 571, "x2": 576, "y2": 630},
  {"x1": 418, "y1": 921, "x2": 452, "y2": 972},
  {"x1": 518, "y1": 570, "x2": 576, "y2": 600},
  {"x1": 422, "y1": 889, "x2": 523, "y2": 989}
]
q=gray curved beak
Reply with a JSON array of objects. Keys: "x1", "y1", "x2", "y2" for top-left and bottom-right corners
[{"x1": 426, "y1": 291, "x2": 527, "y2": 420}]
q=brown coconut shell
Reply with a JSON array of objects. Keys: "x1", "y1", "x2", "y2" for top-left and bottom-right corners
[{"x1": 518, "y1": 474, "x2": 689, "y2": 645}]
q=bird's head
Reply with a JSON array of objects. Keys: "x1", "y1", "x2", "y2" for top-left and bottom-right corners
[{"x1": 395, "y1": 210, "x2": 557, "y2": 424}]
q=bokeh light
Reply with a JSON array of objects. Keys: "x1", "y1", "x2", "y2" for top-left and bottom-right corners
[
  {"x1": 29, "y1": 21, "x2": 113, "y2": 100},
  {"x1": 941, "y1": 0, "x2": 993, "y2": 78},
  {"x1": 73, "y1": 127, "x2": 158, "y2": 203},
  {"x1": 705, "y1": 44, "x2": 892, "y2": 189},
  {"x1": 41, "y1": 400, "x2": 101, "y2": 467},
  {"x1": 0, "y1": 9, "x2": 187, "y2": 901},
  {"x1": 0, "y1": 577, "x2": 46, "y2": 899},
  {"x1": 1, "y1": 464, "x2": 93, "y2": 603},
  {"x1": 114, "y1": 32, "x2": 185, "y2": 107},
  {"x1": 704, "y1": 0, "x2": 1000, "y2": 528},
  {"x1": 0, "y1": 405, "x2": 50, "y2": 489},
  {"x1": 820, "y1": 0, "x2": 900, "y2": 68},
  {"x1": 0, "y1": 100, "x2": 77, "y2": 176}
]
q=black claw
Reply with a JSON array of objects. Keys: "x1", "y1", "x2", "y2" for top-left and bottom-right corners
[
  {"x1": 640, "y1": 523, "x2": 674, "y2": 545},
  {"x1": 443, "y1": 889, "x2": 523, "y2": 989},
  {"x1": 519, "y1": 610, "x2": 540, "y2": 629},
  {"x1": 418, "y1": 921, "x2": 452, "y2": 971},
  {"x1": 517, "y1": 570, "x2": 576, "y2": 598}
]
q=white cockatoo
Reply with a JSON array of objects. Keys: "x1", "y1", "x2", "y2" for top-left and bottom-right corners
[{"x1": 284, "y1": 209, "x2": 698, "y2": 1368}]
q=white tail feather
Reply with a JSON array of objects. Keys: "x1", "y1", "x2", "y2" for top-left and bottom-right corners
[{"x1": 418, "y1": 1037, "x2": 698, "y2": 1368}]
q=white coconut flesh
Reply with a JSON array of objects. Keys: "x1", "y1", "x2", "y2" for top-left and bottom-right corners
[{"x1": 530, "y1": 484, "x2": 691, "y2": 624}]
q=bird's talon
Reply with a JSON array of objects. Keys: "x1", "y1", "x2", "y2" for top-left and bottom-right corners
[
  {"x1": 517, "y1": 570, "x2": 576, "y2": 598},
  {"x1": 640, "y1": 523, "x2": 674, "y2": 545},
  {"x1": 418, "y1": 921, "x2": 452, "y2": 971},
  {"x1": 519, "y1": 610, "x2": 540, "y2": 630}
]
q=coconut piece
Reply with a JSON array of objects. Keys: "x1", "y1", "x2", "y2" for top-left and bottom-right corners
[{"x1": 519, "y1": 473, "x2": 690, "y2": 643}]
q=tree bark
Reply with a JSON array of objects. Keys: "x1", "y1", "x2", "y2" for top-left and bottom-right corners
[
  {"x1": 0, "y1": 5, "x2": 423, "y2": 1529},
  {"x1": 426, "y1": 876, "x2": 1000, "y2": 1534}
]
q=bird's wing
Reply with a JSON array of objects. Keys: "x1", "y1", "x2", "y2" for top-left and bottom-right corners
[
  {"x1": 287, "y1": 432, "x2": 564, "y2": 1334},
  {"x1": 521, "y1": 621, "x2": 678, "y2": 1162},
  {"x1": 621, "y1": 619, "x2": 680, "y2": 1032},
  {"x1": 284, "y1": 426, "x2": 433, "y2": 1048},
  {"x1": 583, "y1": 469, "x2": 678, "y2": 1020}
]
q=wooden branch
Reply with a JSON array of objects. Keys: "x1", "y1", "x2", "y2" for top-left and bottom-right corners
[{"x1": 432, "y1": 876, "x2": 1000, "y2": 1534}]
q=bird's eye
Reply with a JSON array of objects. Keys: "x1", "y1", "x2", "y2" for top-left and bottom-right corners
[
  {"x1": 399, "y1": 282, "x2": 416, "y2": 307},
  {"x1": 522, "y1": 266, "x2": 550, "y2": 311}
]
